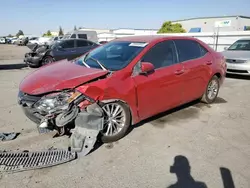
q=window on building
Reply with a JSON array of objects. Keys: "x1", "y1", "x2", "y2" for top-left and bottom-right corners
[
  {"x1": 244, "y1": 26, "x2": 250, "y2": 31},
  {"x1": 189, "y1": 28, "x2": 201, "y2": 33}
]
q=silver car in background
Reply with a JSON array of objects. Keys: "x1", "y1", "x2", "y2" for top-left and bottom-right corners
[{"x1": 222, "y1": 38, "x2": 250, "y2": 76}]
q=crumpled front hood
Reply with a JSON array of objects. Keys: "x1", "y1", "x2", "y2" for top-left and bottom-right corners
[
  {"x1": 221, "y1": 50, "x2": 250, "y2": 60},
  {"x1": 19, "y1": 60, "x2": 108, "y2": 95}
]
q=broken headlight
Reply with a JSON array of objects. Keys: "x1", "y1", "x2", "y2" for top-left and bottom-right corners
[{"x1": 34, "y1": 91, "x2": 81, "y2": 114}]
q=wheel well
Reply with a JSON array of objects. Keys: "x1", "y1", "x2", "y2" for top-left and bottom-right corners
[{"x1": 214, "y1": 73, "x2": 221, "y2": 80}]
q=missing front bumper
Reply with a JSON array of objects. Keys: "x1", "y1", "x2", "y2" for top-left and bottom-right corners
[{"x1": 24, "y1": 53, "x2": 42, "y2": 66}]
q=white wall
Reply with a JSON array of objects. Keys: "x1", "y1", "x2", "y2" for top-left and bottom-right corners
[
  {"x1": 156, "y1": 31, "x2": 250, "y2": 51},
  {"x1": 98, "y1": 30, "x2": 250, "y2": 51}
]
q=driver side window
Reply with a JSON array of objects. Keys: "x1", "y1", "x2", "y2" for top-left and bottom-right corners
[{"x1": 60, "y1": 40, "x2": 75, "y2": 49}]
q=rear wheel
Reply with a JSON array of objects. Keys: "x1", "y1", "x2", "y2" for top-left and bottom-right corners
[
  {"x1": 41, "y1": 56, "x2": 54, "y2": 66},
  {"x1": 201, "y1": 75, "x2": 220, "y2": 104},
  {"x1": 100, "y1": 101, "x2": 131, "y2": 143}
]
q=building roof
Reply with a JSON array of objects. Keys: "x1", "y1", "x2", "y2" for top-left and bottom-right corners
[
  {"x1": 172, "y1": 15, "x2": 250, "y2": 22},
  {"x1": 114, "y1": 28, "x2": 158, "y2": 31}
]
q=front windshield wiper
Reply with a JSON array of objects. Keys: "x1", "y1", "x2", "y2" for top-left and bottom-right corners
[{"x1": 88, "y1": 57, "x2": 108, "y2": 71}]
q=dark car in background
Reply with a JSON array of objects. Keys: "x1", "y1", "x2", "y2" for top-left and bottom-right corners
[{"x1": 24, "y1": 38, "x2": 99, "y2": 67}]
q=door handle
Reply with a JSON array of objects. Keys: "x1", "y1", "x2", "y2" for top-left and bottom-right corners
[
  {"x1": 175, "y1": 69, "x2": 185, "y2": 75},
  {"x1": 206, "y1": 61, "x2": 212, "y2": 65}
]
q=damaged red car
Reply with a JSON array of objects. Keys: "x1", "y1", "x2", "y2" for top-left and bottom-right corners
[{"x1": 18, "y1": 36, "x2": 226, "y2": 143}]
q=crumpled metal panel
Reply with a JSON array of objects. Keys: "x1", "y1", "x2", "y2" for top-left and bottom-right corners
[
  {"x1": 70, "y1": 103, "x2": 104, "y2": 156},
  {"x1": 0, "y1": 150, "x2": 76, "y2": 173}
]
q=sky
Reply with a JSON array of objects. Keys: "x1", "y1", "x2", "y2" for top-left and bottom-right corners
[{"x1": 1, "y1": 0, "x2": 250, "y2": 36}]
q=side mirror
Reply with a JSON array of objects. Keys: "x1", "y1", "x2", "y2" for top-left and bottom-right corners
[
  {"x1": 224, "y1": 47, "x2": 228, "y2": 50},
  {"x1": 140, "y1": 62, "x2": 155, "y2": 75}
]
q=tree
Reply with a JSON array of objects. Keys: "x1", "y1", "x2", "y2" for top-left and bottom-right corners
[
  {"x1": 74, "y1": 25, "x2": 77, "y2": 30},
  {"x1": 59, "y1": 26, "x2": 64, "y2": 36},
  {"x1": 46, "y1": 30, "x2": 52, "y2": 36},
  {"x1": 78, "y1": 27, "x2": 82, "y2": 29},
  {"x1": 16, "y1": 30, "x2": 24, "y2": 37},
  {"x1": 8, "y1": 34, "x2": 13, "y2": 37},
  {"x1": 157, "y1": 21, "x2": 186, "y2": 33}
]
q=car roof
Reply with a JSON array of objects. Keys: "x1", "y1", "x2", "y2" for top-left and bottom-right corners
[
  {"x1": 238, "y1": 38, "x2": 250, "y2": 40},
  {"x1": 57, "y1": 38, "x2": 97, "y2": 44},
  {"x1": 113, "y1": 35, "x2": 195, "y2": 43}
]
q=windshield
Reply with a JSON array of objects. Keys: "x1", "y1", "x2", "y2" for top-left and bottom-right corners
[
  {"x1": 75, "y1": 41, "x2": 147, "y2": 71},
  {"x1": 228, "y1": 40, "x2": 250, "y2": 51}
]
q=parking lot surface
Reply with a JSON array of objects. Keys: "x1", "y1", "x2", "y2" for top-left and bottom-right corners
[{"x1": 0, "y1": 44, "x2": 250, "y2": 188}]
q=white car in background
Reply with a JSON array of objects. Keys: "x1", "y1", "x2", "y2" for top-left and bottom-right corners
[
  {"x1": 28, "y1": 37, "x2": 39, "y2": 44},
  {"x1": 11, "y1": 37, "x2": 18, "y2": 44},
  {"x1": 0, "y1": 38, "x2": 6, "y2": 44},
  {"x1": 37, "y1": 37, "x2": 51, "y2": 45},
  {"x1": 44, "y1": 36, "x2": 63, "y2": 45}
]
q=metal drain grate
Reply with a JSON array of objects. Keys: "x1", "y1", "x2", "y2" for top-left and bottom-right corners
[{"x1": 0, "y1": 150, "x2": 77, "y2": 173}]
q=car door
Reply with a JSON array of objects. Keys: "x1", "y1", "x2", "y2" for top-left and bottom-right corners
[
  {"x1": 53, "y1": 39, "x2": 76, "y2": 61},
  {"x1": 132, "y1": 40, "x2": 185, "y2": 120},
  {"x1": 174, "y1": 39, "x2": 212, "y2": 103},
  {"x1": 75, "y1": 40, "x2": 96, "y2": 58}
]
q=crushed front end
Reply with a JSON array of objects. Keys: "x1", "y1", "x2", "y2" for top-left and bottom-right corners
[
  {"x1": 24, "y1": 44, "x2": 49, "y2": 67},
  {"x1": 18, "y1": 89, "x2": 96, "y2": 135}
]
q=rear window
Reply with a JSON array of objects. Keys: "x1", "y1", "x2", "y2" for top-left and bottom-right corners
[{"x1": 174, "y1": 39, "x2": 205, "y2": 62}]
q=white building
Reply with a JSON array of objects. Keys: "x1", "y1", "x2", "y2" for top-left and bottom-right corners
[
  {"x1": 172, "y1": 15, "x2": 250, "y2": 33},
  {"x1": 79, "y1": 28, "x2": 110, "y2": 34},
  {"x1": 98, "y1": 28, "x2": 158, "y2": 42}
]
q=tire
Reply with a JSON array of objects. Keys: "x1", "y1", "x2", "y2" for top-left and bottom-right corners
[
  {"x1": 99, "y1": 101, "x2": 131, "y2": 143},
  {"x1": 201, "y1": 75, "x2": 220, "y2": 104},
  {"x1": 41, "y1": 55, "x2": 54, "y2": 66}
]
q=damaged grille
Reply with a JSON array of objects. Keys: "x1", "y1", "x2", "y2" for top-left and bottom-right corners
[{"x1": 0, "y1": 150, "x2": 76, "y2": 173}]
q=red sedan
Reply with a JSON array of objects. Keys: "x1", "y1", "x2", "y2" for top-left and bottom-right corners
[{"x1": 18, "y1": 35, "x2": 226, "y2": 143}]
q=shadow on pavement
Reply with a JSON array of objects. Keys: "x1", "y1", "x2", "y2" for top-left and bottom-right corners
[
  {"x1": 167, "y1": 155, "x2": 208, "y2": 188},
  {"x1": 129, "y1": 97, "x2": 227, "y2": 132},
  {"x1": 0, "y1": 63, "x2": 27, "y2": 70},
  {"x1": 220, "y1": 167, "x2": 235, "y2": 188},
  {"x1": 226, "y1": 73, "x2": 250, "y2": 80},
  {"x1": 167, "y1": 156, "x2": 236, "y2": 188}
]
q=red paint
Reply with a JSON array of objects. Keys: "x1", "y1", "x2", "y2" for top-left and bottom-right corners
[
  {"x1": 20, "y1": 36, "x2": 226, "y2": 124},
  {"x1": 19, "y1": 60, "x2": 108, "y2": 95}
]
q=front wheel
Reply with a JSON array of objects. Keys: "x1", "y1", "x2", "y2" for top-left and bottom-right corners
[
  {"x1": 41, "y1": 55, "x2": 54, "y2": 66},
  {"x1": 201, "y1": 75, "x2": 220, "y2": 104},
  {"x1": 100, "y1": 101, "x2": 131, "y2": 143}
]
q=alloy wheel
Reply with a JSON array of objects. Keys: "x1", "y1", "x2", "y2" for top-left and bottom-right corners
[
  {"x1": 101, "y1": 103, "x2": 126, "y2": 136},
  {"x1": 207, "y1": 79, "x2": 219, "y2": 100}
]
